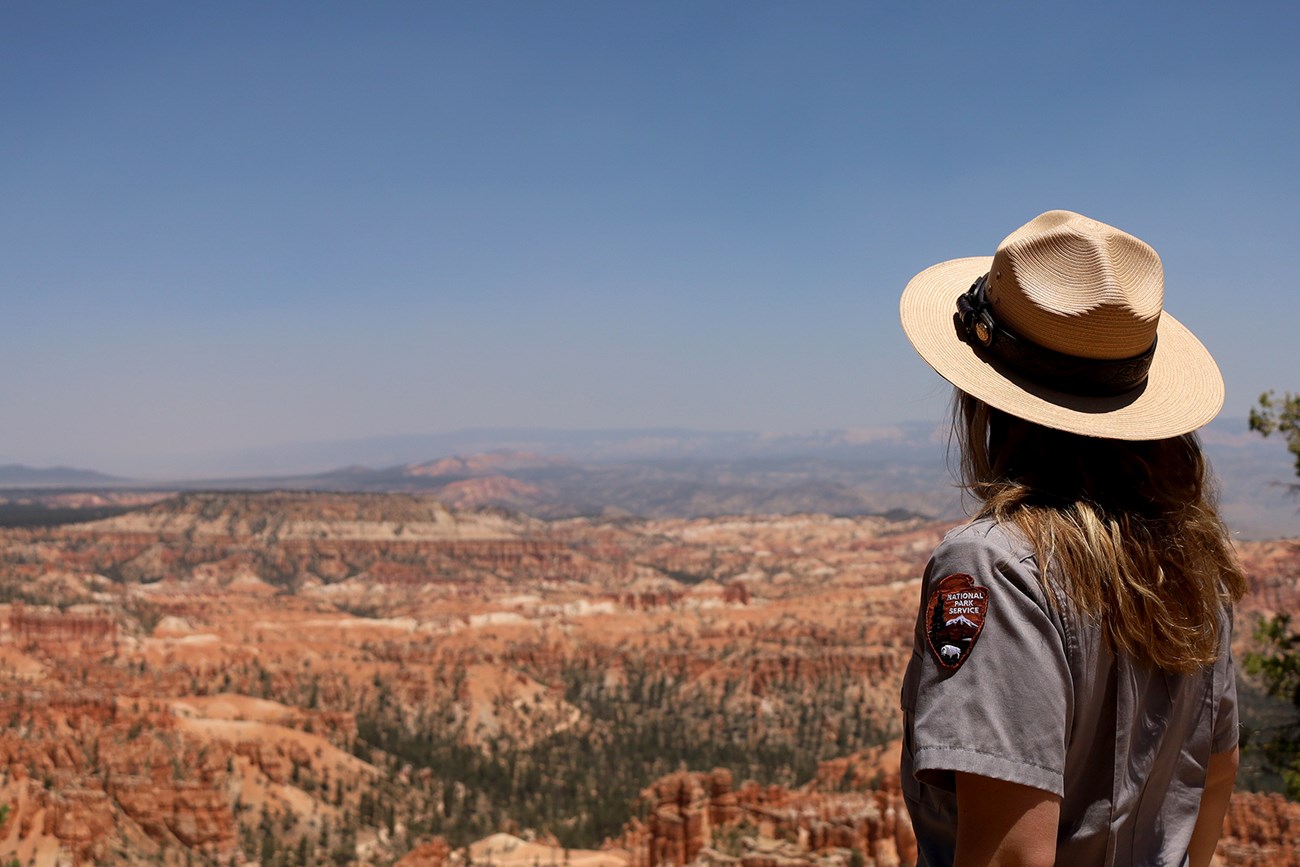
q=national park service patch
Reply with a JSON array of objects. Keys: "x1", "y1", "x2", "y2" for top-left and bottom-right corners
[{"x1": 925, "y1": 573, "x2": 989, "y2": 671}]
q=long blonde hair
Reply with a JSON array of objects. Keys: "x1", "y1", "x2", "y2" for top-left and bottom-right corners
[{"x1": 953, "y1": 391, "x2": 1246, "y2": 673}]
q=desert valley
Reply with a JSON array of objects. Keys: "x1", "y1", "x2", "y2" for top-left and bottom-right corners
[
  {"x1": 9, "y1": 0, "x2": 1299, "y2": 863},
  {"x1": 0, "y1": 483, "x2": 1295, "y2": 866}
]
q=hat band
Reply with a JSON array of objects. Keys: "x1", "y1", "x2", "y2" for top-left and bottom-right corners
[{"x1": 954, "y1": 275, "x2": 1156, "y2": 397}]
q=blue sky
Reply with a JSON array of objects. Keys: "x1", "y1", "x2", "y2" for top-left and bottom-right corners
[{"x1": 3, "y1": 1, "x2": 1298, "y2": 474}]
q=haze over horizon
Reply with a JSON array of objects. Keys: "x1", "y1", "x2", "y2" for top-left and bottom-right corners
[{"x1": 5, "y1": 2, "x2": 1299, "y2": 473}]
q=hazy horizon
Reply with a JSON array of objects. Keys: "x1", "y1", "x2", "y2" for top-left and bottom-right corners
[
  {"x1": 0, "y1": 413, "x2": 1285, "y2": 478},
  {"x1": 4, "y1": 420, "x2": 941, "y2": 478}
]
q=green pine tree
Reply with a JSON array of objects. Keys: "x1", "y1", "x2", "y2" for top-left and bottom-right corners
[{"x1": 1245, "y1": 390, "x2": 1300, "y2": 798}]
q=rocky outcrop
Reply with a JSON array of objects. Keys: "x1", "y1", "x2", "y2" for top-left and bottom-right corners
[
  {"x1": 0, "y1": 783, "x2": 120, "y2": 865},
  {"x1": 110, "y1": 777, "x2": 237, "y2": 852},
  {"x1": 1235, "y1": 540, "x2": 1300, "y2": 614},
  {"x1": 627, "y1": 745, "x2": 915, "y2": 867},
  {"x1": 397, "y1": 836, "x2": 453, "y2": 866},
  {"x1": 644, "y1": 771, "x2": 711, "y2": 866},
  {"x1": 1219, "y1": 790, "x2": 1300, "y2": 866},
  {"x1": 607, "y1": 590, "x2": 686, "y2": 611},
  {"x1": 2, "y1": 495, "x2": 1297, "y2": 867},
  {"x1": 44, "y1": 787, "x2": 115, "y2": 862},
  {"x1": 8, "y1": 602, "x2": 118, "y2": 658},
  {"x1": 721, "y1": 583, "x2": 750, "y2": 605},
  {"x1": 742, "y1": 649, "x2": 901, "y2": 697},
  {"x1": 629, "y1": 752, "x2": 1300, "y2": 867}
]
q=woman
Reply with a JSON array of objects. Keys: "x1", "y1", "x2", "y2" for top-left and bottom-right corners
[{"x1": 897, "y1": 211, "x2": 1246, "y2": 867}]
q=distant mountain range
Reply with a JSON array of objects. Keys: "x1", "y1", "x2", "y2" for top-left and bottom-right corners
[
  {"x1": 0, "y1": 464, "x2": 125, "y2": 487},
  {"x1": 147, "y1": 424, "x2": 942, "y2": 478},
  {"x1": 2, "y1": 421, "x2": 1297, "y2": 538},
  {"x1": 149, "y1": 423, "x2": 958, "y2": 522}
]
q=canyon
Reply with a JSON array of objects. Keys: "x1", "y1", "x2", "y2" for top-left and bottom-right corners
[{"x1": 0, "y1": 490, "x2": 1294, "y2": 864}]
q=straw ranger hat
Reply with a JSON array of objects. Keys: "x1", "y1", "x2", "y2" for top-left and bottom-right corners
[{"x1": 899, "y1": 210, "x2": 1223, "y2": 440}]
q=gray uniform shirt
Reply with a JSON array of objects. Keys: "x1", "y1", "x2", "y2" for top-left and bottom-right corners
[{"x1": 900, "y1": 519, "x2": 1237, "y2": 867}]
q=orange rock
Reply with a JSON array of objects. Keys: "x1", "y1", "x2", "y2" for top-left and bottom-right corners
[
  {"x1": 9, "y1": 602, "x2": 118, "y2": 659},
  {"x1": 398, "y1": 836, "x2": 453, "y2": 866},
  {"x1": 1219, "y1": 790, "x2": 1300, "y2": 867},
  {"x1": 44, "y1": 788, "x2": 115, "y2": 862}
]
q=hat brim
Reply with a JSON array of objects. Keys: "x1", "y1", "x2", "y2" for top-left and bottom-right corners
[{"x1": 899, "y1": 256, "x2": 1224, "y2": 440}]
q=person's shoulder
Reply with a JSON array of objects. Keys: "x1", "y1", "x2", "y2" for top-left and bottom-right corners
[
  {"x1": 936, "y1": 517, "x2": 1035, "y2": 567},
  {"x1": 929, "y1": 518, "x2": 1045, "y2": 604}
]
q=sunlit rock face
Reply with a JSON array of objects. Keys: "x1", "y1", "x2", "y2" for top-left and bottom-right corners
[
  {"x1": 613, "y1": 743, "x2": 916, "y2": 867},
  {"x1": 0, "y1": 492, "x2": 1293, "y2": 864},
  {"x1": 1218, "y1": 790, "x2": 1300, "y2": 867}
]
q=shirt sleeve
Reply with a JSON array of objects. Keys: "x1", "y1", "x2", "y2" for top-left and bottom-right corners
[
  {"x1": 1211, "y1": 606, "x2": 1238, "y2": 754},
  {"x1": 901, "y1": 525, "x2": 1072, "y2": 797}
]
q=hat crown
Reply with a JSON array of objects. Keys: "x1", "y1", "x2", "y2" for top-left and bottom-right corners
[{"x1": 987, "y1": 210, "x2": 1163, "y2": 360}]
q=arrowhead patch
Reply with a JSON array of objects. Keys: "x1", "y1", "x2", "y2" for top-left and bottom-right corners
[{"x1": 925, "y1": 573, "x2": 989, "y2": 671}]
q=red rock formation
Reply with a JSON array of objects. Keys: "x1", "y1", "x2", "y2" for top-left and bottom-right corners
[
  {"x1": 397, "y1": 836, "x2": 453, "y2": 866},
  {"x1": 111, "y1": 777, "x2": 237, "y2": 852},
  {"x1": 1219, "y1": 790, "x2": 1300, "y2": 866},
  {"x1": 623, "y1": 744, "x2": 916, "y2": 867},
  {"x1": 628, "y1": 749, "x2": 1300, "y2": 867},
  {"x1": 0, "y1": 691, "x2": 117, "y2": 732},
  {"x1": 721, "y1": 583, "x2": 750, "y2": 605},
  {"x1": 1236, "y1": 539, "x2": 1300, "y2": 614},
  {"x1": 42, "y1": 787, "x2": 116, "y2": 863},
  {"x1": 607, "y1": 590, "x2": 686, "y2": 611},
  {"x1": 645, "y1": 772, "x2": 710, "y2": 867},
  {"x1": 743, "y1": 649, "x2": 902, "y2": 698},
  {"x1": 1, "y1": 495, "x2": 1296, "y2": 866},
  {"x1": 8, "y1": 602, "x2": 118, "y2": 658},
  {"x1": 707, "y1": 768, "x2": 740, "y2": 827}
]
